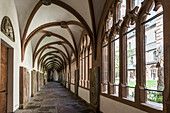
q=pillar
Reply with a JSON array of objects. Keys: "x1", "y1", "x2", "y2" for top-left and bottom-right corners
[
  {"x1": 31, "y1": 70, "x2": 37, "y2": 97},
  {"x1": 164, "y1": 0, "x2": 170, "y2": 112}
]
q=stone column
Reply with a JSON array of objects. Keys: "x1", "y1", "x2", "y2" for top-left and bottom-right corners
[
  {"x1": 75, "y1": 69, "x2": 79, "y2": 96},
  {"x1": 135, "y1": 16, "x2": 146, "y2": 104},
  {"x1": 119, "y1": 27, "x2": 127, "y2": 98},
  {"x1": 108, "y1": 34, "x2": 113, "y2": 94},
  {"x1": 164, "y1": 0, "x2": 170, "y2": 112},
  {"x1": 31, "y1": 70, "x2": 37, "y2": 97}
]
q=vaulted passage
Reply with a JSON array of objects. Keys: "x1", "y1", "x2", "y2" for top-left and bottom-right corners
[
  {"x1": 16, "y1": 82, "x2": 94, "y2": 113},
  {"x1": 0, "y1": 0, "x2": 170, "y2": 113}
]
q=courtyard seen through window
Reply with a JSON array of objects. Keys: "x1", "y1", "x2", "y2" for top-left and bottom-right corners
[
  {"x1": 101, "y1": 0, "x2": 164, "y2": 109},
  {"x1": 143, "y1": 6, "x2": 164, "y2": 107},
  {"x1": 79, "y1": 35, "x2": 92, "y2": 89},
  {"x1": 111, "y1": 35, "x2": 119, "y2": 96},
  {"x1": 102, "y1": 40, "x2": 109, "y2": 94},
  {"x1": 124, "y1": 24, "x2": 136, "y2": 101}
]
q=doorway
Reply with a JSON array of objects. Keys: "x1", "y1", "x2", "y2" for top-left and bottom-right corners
[
  {"x1": 0, "y1": 43, "x2": 8, "y2": 113},
  {"x1": 0, "y1": 40, "x2": 13, "y2": 113}
]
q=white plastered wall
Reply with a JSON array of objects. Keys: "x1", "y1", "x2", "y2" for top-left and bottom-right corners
[
  {"x1": 0, "y1": 0, "x2": 21, "y2": 112},
  {"x1": 78, "y1": 87, "x2": 90, "y2": 103},
  {"x1": 66, "y1": 82, "x2": 69, "y2": 88},
  {"x1": 20, "y1": 41, "x2": 33, "y2": 97},
  {"x1": 0, "y1": 1, "x2": 36, "y2": 112},
  {"x1": 100, "y1": 95, "x2": 147, "y2": 113},
  {"x1": 70, "y1": 84, "x2": 75, "y2": 93}
]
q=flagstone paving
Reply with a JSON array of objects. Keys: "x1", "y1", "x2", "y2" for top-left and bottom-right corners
[{"x1": 16, "y1": 82, "x2": 95, "y2": 113}]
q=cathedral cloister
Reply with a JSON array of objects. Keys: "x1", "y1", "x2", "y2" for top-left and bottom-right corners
[{"x1": 0, "y1": 0, "x2": 170, "y2": 113}]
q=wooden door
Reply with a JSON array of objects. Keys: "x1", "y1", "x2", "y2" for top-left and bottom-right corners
[{"x1": 0, "y1": 43, "x2": 8, "y2": 113}]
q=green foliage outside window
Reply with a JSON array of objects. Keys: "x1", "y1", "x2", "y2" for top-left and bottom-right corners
[{"x1": 147, "y1": 91, "x2": 163, "y2": 103}]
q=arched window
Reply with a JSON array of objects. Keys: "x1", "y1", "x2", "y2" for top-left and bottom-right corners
[
  {"x1": 71, "y1": 53, "x2": 76, "y2": 84},
  {"x1": 66, "y1": 64, "x2": 69, "y2": 87},
  {"x1": 79, "y1": 41, "x2": 83, "y2": 86},
  {"x1": 111, "y1": 34, "x2": 119, "y2": 96},
  {"x1": 143, "y1": 5, "x2": 164, "y2": 107},
  {"x1": 89, "y1": 45, "x2": 92, "y2": 69},
  {"x1": 79, "y1": 52, "x2": 82, "y2": 86},
  {"x1": 79, "y1": 35, "x2": 92, "y2": 89},
  {"x1": 125, "y1": 23, "x2": 136, "y2": 101},
  {"x1": 100, "y1": 0, "x2": 164, "y2": 111},
  {"x1": 101, "y1": 36, "x2": 109, "y2": 94}
]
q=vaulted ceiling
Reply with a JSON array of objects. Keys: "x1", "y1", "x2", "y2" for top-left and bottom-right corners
[{"x1": 14, "y1": 0, "x2": 105, "y2": 71}]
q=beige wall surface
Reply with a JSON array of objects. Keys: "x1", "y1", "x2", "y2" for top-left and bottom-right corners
[
  {"x1": 100, "y1": 96, "x2": 147, "y2": 113},
  {"x1": 78, "y1": 87, "x2": 90, "y2": 103},
  {"x1": 70, "y1": 84, "x2": 75, "y2": 93}
]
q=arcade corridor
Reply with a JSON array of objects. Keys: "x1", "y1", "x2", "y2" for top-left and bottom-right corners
[
  {"x1": 16, "y1": 82, "x2": 94, "y2": 113},
  {"x1": 0, "y1": 0, "x2": 170, "y2": 113}
]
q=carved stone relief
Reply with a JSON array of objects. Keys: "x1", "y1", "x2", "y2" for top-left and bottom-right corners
[
  {"x1": 68, "y1": 72, "x2": 71, "y2": 90},
  {"x1": 40, "y1": 73, "x2": 44, "y2": 88},
  {"x1": 31, "y1": 70, "x2": 37, "y2": 97},
  {"x1": 37, "y1": 72, "x2": 41, "y2": 91},
  {"x1": 1, "y1": 16, "x2": 15, "y2": 42},
  {"x1": 75, "y1": 70, "x2": 79, "y2": 96},
  {"x1": 19, "y1": 67, "x2": 30, "y2": 109},
  {"x1": 90, "y1": 67, "x2": 100, "y2": 111}
]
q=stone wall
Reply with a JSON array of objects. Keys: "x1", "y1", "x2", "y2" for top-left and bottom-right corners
[
  {"x1": 40, "y1": 73, "x2": 44, "y2": 88},
  {"x1": 31, "y1": 70, "x2": 37, "y2": 97},
  {"x1": 44, "y1": 73, "x2": 47, "y2": 85},
  {"x1": 37, "y1": 72, "x2": 40, "y2": 91},
  {"x1": 19, "y1": 66, "x2": 30, "y2": 109}
]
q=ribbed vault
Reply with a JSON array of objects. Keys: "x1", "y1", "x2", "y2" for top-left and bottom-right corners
[{"x1": 14, "y1": 0, "x2": 97, "y2": 73}]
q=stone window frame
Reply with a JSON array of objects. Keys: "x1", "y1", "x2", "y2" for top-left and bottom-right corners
[
  {"x1": 101, "y1": 35, "x2": 109, "y2": 94},
  {"x1": 79, "y1": 34, "x2": 91, "y2": 89},
  {"x1": 66, "y1": 64, "x2": 69, "y2": 83},
  {"x1": 100, "y1": 0, "x2": 164, "y2": 112},
  {"x1": 71, "y1": 52, "x2": 76, "y2": 84}
]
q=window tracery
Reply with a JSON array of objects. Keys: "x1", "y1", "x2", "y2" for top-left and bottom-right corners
[
  {"x1": 79, "y1": 34, "x2": 92, "y2": 89},
  {"x1": 101, "y1": 0, "x2": 164, "y2": 110},
  {"x1": 71, "y1": 52, "x2": 76, "y2": 84}
]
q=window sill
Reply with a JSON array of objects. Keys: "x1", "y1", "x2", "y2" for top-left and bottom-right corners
[
  {"x1": 110, "y1": 93, "x2": 119, "y2": 97},
  {"x1": 141, "y1": 102, "x2": 163, "y2": 111},
  {"x1": 100, "y1": 93, "x2": 163, "y2": 113},
  {"x1": 79, "y1": 86, "x2": 90, "y2": 90},
  {"x1": 70, "y1": 83, "x2": 75, "y2": 85},
  {"x1": 123, "y1": 96, "x2": 135, "y2": 102}
]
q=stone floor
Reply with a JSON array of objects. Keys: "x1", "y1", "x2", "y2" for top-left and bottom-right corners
[{"x1": 16, "y1": 82, "x2": 95, "y2": 113}]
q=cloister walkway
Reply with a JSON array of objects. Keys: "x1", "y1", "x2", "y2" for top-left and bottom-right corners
[{"x1": 16, "y1": 82, "x2": 94, "y2": 113}]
